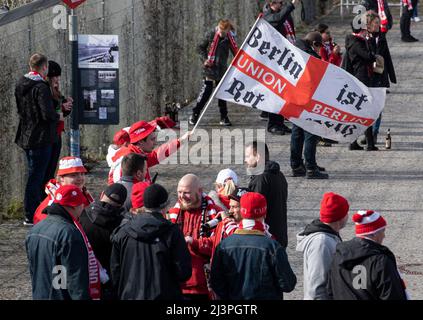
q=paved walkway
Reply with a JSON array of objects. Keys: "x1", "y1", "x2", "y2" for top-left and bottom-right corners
[{"x1": 1, "y1": 6, "x2": 423, "y2": 300}]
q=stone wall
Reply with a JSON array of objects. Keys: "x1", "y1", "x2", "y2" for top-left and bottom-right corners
[{"x1": 0, "y1": 0, "x2": 333, "y2": 215}]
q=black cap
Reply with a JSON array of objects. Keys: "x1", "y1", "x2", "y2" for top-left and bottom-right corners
[
  {"x1": 143, "y1": 184, "x2": 169, "y2": 210},
  {"x1": 48, "y1": 60, "x2": 61, "y2": 77},
  {"x1": 228, "y1": 187, "x2": 250, "y2": 202},
  {"x1": 104, "y1": 183, "x2": 127, "y2": 206}
]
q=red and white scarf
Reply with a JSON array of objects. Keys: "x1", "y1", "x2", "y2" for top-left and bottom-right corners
[
  {"x1": 238, "y1": 219, "x2": 273, "y2": 238},
  {"x1": 403, "y1": 0, "x2": 413, "y2": 10},
  {"x1": 207, "y1": 28, "x2": 238, "y2": 66},
  {"x1": 377, "y1": 0, "x2": 389, "y2": 33},
  {"x1": 168, "y1": 193, "x2": 218, "y2": 224},
  {"x1": 283, "y1": 20, "x2": 296, "y2": 44},
  {"x1": 69, "y1": 212, "x2": 102, "y2": 300}
]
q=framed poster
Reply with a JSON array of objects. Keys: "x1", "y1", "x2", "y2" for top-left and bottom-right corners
[{"x1": 77, "y1": 35, "x2": 119, "y2": 125}]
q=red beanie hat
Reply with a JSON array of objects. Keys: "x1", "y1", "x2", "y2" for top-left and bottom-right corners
[
  {"x1": 131, "y1": 181, "x2": 151, "y2": 209},
  {"x1": 54, "y1": 185, "x2": 85, "y2": 207},
  {"x1": 240, "y1": 192, "x2": 267, "y2": 219},
  {"x1": 352, "y1": 210, "x2": 387, "y2": 236},
  {"x1": 320, "y1": 192, "x2": 349, "y2": 223}
]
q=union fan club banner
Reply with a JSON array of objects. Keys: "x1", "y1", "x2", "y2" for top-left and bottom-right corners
[{"x1": 215, "y1": 18, "x2": 386, "y2": 143}]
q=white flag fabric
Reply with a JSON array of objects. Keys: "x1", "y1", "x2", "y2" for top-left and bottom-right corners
[{"x1": 215, "y1": 18, "x2": 386, "y2": 143}]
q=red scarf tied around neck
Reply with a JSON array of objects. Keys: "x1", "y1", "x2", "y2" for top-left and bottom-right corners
[{"x1": 207, "y1": 27, "x2": 238, "y2": 66}]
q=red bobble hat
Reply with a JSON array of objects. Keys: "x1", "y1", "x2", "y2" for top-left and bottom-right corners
[
  {"x1": 57, "y1": 157, "x2": 87, "y2": 176},
  {"x1": 240, "y1": 192, "x2": 267, "y2": 219},
  {"x1": 352, "y1": 210, "x2": 387, "y2": 236},
  {"x1": 320, "y1": 192, "x2": 349, "y2": 223},
  {"x1": 129, "y1": 121, "x2": 157, "y2": 144},
  {"x1": 131, "y1": 181, "x2": 151, "y2": 209},
  {"x1": 113, "y1": 129, "x2": 130, "y2": 146},
  {"x1": 54, "y1": 185, "x2": 85, "y2": 207}
]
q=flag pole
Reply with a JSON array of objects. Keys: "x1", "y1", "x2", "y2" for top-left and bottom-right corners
[{"x1": 191, "y1": 15, "x2": 263, "y2": 134}]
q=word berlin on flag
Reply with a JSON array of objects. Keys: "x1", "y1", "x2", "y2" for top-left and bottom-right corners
[{"x1": 215, "y1": 18, "x2": 386, "y2": 143}]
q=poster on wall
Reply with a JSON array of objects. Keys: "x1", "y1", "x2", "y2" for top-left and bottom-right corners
[{"x1": 77, "y1": 34, "x2": 119, "y2": 125}]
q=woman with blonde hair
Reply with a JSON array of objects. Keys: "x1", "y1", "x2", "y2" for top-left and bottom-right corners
[{"x1": 208, "y1": 168, "x2": 238, "y2": 211}]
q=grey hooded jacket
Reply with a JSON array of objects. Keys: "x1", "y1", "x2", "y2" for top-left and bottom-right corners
[{"x1": 296, "y1": 219, "x2": 342, "y2": 300}]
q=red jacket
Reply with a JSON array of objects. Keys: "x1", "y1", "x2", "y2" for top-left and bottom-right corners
[
  {"x1": 33, "y1": 180, "x2": 94, "y2": 225},
  {"x1": 192, "y1": 217, "x2": 238, "y2": 263},
  {"x1": 108, "y1": 138, "x2": 181, "y2": 184},
  {"x1": 168, "y1": 195, "x2": 223, "y2": 295},
  {"x1": 320, "y1": 41, "x2": 342, "y2": 67}
]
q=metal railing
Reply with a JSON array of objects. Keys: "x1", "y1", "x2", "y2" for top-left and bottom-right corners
[{"x1": 339, "y1": 0, "x2": 403, "y2": 17}]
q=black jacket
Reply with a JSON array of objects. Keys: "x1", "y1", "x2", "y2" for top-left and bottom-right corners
[
  {"x1": 110, "y1": 211, "x2": 192, "y2": 300},
  {"x1": 15, "y1": 75, "x2": 59, "y2": 149},
  {"x1": 248, "y1": 161, "x2": 288, "y2": 247},
  {"x1": 26, "y1": 203, "x2": 90, "y2": 300},
  {"x1": 342, "y1": 34, "x2": 376, "y2": 86},
  {"x1": 263, "y1": 3, "x2": 295, "y2": 35},
  {"x1": 371, "y1": 32, "x2": 396, "y2": 88},
  {"x1": 198, "y1": 29, "x2": 237, "y2": 81},
  {"x1": 295, "y1": 38, "x2": 321, "y2": 59},
  {"x1": 79, "y1": 201, "x2": 124, "y2": 273},
  {"x1": 327, "y1": 237, "x2": 407, "y2": 300}
]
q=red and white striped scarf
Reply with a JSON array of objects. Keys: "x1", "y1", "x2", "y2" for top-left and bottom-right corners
[
  {"x1": 377, "y1": 0, "x2": 389, "y2": 33},
  {"x1": 283, "y1": 20, "x2": 296, "y2": 44},
  {"x1": 403, "y1": 0, "x2": 413, "y2": 10},
  {"x1": 238, "y1": 219, "x2": 273, "y2": 238},
  {"x1": 168, "y1": 193, "x2": 218, "y2": 224},
  {"x1": 207, "y1": 28, "x2": 238, "y2": 66},
  {"x1": 68, "y1": 211, "x2": 102, "y2": 300}
]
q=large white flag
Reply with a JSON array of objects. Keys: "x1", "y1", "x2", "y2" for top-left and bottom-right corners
[{"x1": 215, "y1": 18, "x2": 386, "y2": 143}]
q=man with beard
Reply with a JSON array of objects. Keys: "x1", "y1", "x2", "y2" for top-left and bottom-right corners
[
  {"x1": 168, "y1": 174, "x2": 224, "y2": 300},
  {"x1": 245, "y1": 141, "x2": 288, "y2": 248}
]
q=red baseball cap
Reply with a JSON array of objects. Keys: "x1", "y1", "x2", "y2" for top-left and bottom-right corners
[
  {"x1": 240, "y1": 192, "x2": 267, "y2": 219},
  {"x1": 57, "y1": 157, "x2": 87, "y2": 176},
  {"x1": 129, "y1": 121, "x2": 157, "y2": 144},
  {"x1": 113, "y1": 129, "x2": 130, "y2": 146},
  {"x1": 53, "y1": 185, "x2": 85, "y2": 207}
]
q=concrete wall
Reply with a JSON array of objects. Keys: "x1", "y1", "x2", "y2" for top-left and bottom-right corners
[{"x1": 0, "y1": 0, "x2": 333, "y2": 214}]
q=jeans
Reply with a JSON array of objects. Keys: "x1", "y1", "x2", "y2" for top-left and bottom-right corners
[
  {"x1": 24, "y1": 145, "x2": 53, "y2": 221},
  {"x1": 192, "y1": 80, "x2": 228, "y2": 119},
  {"x1": 290, "y1": 124, "x2": 319, "y2": 170},
  {"x1": 373, "y1": 114, "x2": 382, "y2": 136},
  {"x1": 44, "y1": 136, "x2": 62, "y2": 184},
  {"x1": 413, "y1": 0, "x2": 419, "y2": 18}
]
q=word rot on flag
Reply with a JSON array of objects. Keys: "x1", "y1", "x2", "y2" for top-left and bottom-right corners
[
  {"x1": 62, "y1": 0, "x2": 86, "y2": 9},
  {"x1": 216, "y1": 18, "x2": 386, "y2": 143}
]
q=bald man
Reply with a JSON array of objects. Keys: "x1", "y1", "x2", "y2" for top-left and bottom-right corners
[{"x1": 168, "y1": 174, "x2": 224, "y2": 300}]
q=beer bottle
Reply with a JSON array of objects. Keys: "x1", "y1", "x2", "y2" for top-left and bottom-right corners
[{"x1": 385, "y1": 129, "x2": 391, "y2": 150}]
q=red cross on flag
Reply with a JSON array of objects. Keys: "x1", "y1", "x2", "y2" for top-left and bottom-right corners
[
  {"x1": 62, "y1": 0, "x2": 86, "y2": 9},
  {"x1": 215, "y1": 18, "x2": 386, "y2": 143}
]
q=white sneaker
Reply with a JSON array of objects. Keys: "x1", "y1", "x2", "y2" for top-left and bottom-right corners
[{"x1": 414, "y1": 16, "x2": 421, "y2": 22}]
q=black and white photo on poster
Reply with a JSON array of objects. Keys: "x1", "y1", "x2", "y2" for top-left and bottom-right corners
[
  {"x1": 83, "y1": 89, "x2": 97, "y2": 111},
  {"x1": 78, "y1": 35, "x2": 119, "y2": 69},
  {"x1": 98, "y1": 70, "x2": 117, "y2": 83},
  {"x1": 101, "y1": 90, "x2": 114, "y2": 99}
]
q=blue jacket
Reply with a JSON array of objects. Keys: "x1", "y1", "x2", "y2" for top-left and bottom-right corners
[
  {"x1": 210, "y1": 229, "x2": 297, "y2": 300},
  {"x1": 25, "y1": 203, "x2": 91, "y2": 300}
]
